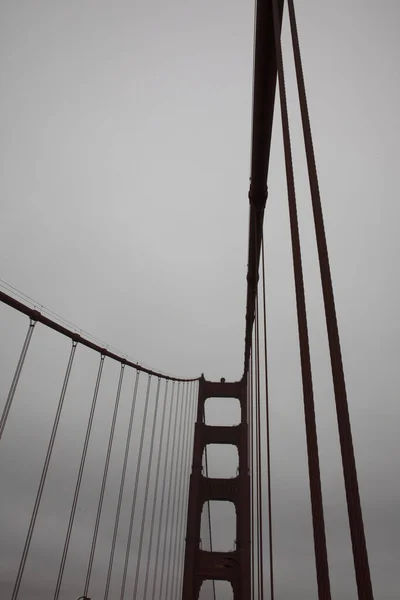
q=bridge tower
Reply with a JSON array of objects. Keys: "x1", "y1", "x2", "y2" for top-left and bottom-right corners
[{"x1": 181, "y1": 376, "x2": 250, "y2": 599}]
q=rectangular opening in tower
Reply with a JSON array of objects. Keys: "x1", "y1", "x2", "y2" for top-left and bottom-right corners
[
  {"x1": 202, "y1": 444, "x2": 239, "y2": 479},
  {"x1": 200, "y1": 500, "x2": 236, "y2": 552},
  {"x1": 204, "y1": 397, "x2": 241, "y2": 426},
  {"x1": 199, "y1": 580, "x2": 233, "y2": 599}
]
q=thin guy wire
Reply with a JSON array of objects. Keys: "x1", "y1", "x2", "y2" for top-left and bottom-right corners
[
  {"x1": 270, "y1": 0, "x2": 332, "y2": 596},
  {"x1": 12, "y1": 340, "x2": 77, "y2": 600},
  {"x1": 54, "y1": 354, "x2": 105, "y2": 600},
  {"x1": 0, "y1": 319, "x2": 36, "y2": 439},
  {"x1": 132, "y1": 378, "x2": 162, "y2": 598},
  {"x1": 84, "y1": 363, "x2": 125, "y2": 597},
  {"x1": 261, "y1": 235, "x2": 274, "y2": 600},
  {"x1": 119, "y1": 375, "x2": 152, "y2": 600},
  {"x1": 287, "y1": 1, "x2": 373, "y2": 596},
  {"x1": 255, "y1": 296, "x2": 265, "y2": 599},
  {"x1": 170, "y1": 383, "x2": 193, "y2": 600},
  {"x1": 103, "y1": 370, "x2": 141, "y2": 600},
  {"x1": 165, "y1": 382, "x2": 187, "y2": 599},
  {"x1": 176, "y1": 381, "x2": 197, "y2": 600},
  {"x1": 142, "y1": 380, "x2": 170, "y2": 600},
  {"x1": 253, "y1": 205, "x2": 264, "y2": 598},
  {"x1": 254, "y1": 337, "x2": 261, "y2": 598},
  {"x1": 159, "y1": 382, "x2": 182, "y2": 599},
  {"x1": 246, "y1": 364, "x2": 253, "y2": 600},
  {"x1": 249, "y1": 350, "x2": 255, "y2": 599},
  {"x1": 150, "y1": 381, "x2": 176, "y2": 600}
]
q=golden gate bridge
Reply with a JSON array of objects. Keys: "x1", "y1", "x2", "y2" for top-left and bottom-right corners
[{"x1": 0, "y1": 0, "x2": 375, "y2": 598}]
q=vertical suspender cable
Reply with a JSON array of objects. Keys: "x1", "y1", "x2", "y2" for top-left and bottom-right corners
[
  {"x1": 261, "y1": 235, "x2": 274, "y2": 600},
  {"x1": 255, "y1": 297, "x2": 265, "y2": 600},
  {"x1": 287, "y1": 2, "x2": 373, "y2": 596},
  {"x1": 159, "y1": 382, "x2": 181, "y2": 599},
  {"x1": 169, "y1": 382, "x2": 191, "y2": 600},
  {"x1": 12, "y1": 339, "x2": 78, "y2": 600},
  {"x1": 84, "y1": 363, "x2": 125, "y2": 597},
  {"x1": 176, "y1": 382, "x2": 198, "y2": 600},
  {"x1": 103, "y1": 369, "x2": 141, "y2": 600},
  {"x1": 150, "y1": 381, "x2": 176, "y2": 600},
  {"x1": 172, "y1": 383, "x2": 197, "y2": 600},
  {"x1": 142, "y1": 380, "x2": 170, "y2": 600},
  {"x1": 165, "y1": 382, "x2": 186, "y2": 599},
  {"x1": 54, "y1": 354, "x2": 105, "y2": 600},
  {"x1": 119, "y1": 375, "x2": 152, "y2": 600},
  {"x1": 270, "y1": 0, "x2": 331, "y2": 597},
  {"x1": 0, "y1": 318, "x2": 36, "y2": 439},
  {"x1": 249, "y1": 350, "x2": 255, "y2": 599},
  {"x1": 132, "y1": 378, "x2": 162, "y2": 598}
]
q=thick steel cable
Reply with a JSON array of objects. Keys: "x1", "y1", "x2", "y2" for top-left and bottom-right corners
[
  {"x1": 270, "y1": 0, "x2": 332, "y2": 597},
  {"x1": 84, "y1": 363, "x2": 125, "y2": 597},
  {"x1": 132, "y1": 378, "x2": 162, "y2": 598},
  {"x1": 0, "y1": 289, "x2": 198, "y2": 383},
  {"x1": 159, "y1": 382, "x2": 182, "y2": 599},
  {"x1": 170, "y1": 383, "x2": 194, "y2": 600},
  {"x1": 261, "y1": 235, "x2": 274, "y2": 600},
  {"x1": 119, "y1": 374, "x2": 152, "y2": 600},
  {"x1": 54, "y1": 354, "x2": 105, "y2": 600},
  {"x1": 176, "y1": 382, "x2": 198, "y2": 600},
  {"x1": 0, "y1": 318, "x2": 36, "y2": 439},
  {"x1": 255, "y1": 297, "x2": 265, "y2": 599},
  {"x1": 103, "y1": 369, "x2": 141, "y2": 600},
  {"x1": 149, "y1": 381, "x2": 176, "y2": 600},
  {"x1": 165, "y1": 382, "x2": 187, "y2": 599},
  {"x1": 141, "y1": 380, "x2": 170, "y2": 600},
  {"x1": 11, "y1": 340, "x2": 78, "y2": 600},
  {"x1": 287, "y1": 2, "x2": 374, "y2": 596}
]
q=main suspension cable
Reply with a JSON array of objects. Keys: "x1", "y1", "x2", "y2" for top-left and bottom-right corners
[
  {"x1": 132, "y1": 378, "x2": 162, "y2": 598},
  {"x1": 84, "y1": 363, "x2": 125, "y2": 597},
  {"x1": 119, "y1": 375, "x2": 152, "y2": 600},
  {"x1": 270, "y1": 0, "x2": 331, "y2": 596},
  {"x1": 12, "y1": 340, "x2": 78, "y2": 600},
  {"x1": 103, "y1": 369, "x2": 141, "y2": 600},
  {"x1": 0, "y1": 318, "x2": 36, "y2": 439},
  {"x1": 54, "y1": 354, "x2": 105, "y2": 600},
  {"x1": 287, "y1": 1, "x2": 373, "y2": 596}
]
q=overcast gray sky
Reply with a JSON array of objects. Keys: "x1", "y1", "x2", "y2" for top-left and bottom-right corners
[{"x1": 1, "y1": 0, "x2": 399, "y2": 598}]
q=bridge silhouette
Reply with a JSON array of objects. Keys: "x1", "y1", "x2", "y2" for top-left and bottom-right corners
[{"x1": 0, "y1": 1, "x2": 375, "y2": 599}]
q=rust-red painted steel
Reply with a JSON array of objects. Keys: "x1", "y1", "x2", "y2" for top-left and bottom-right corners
[
  {"x1": 287, "y1": 1, "x2": 374, "y2": 596},
  {"x1": 0, "y1": 290, "x2": 198, "y2": 383},
  {"x1": 181, "y1": 376, "x2": 250, "y2": 600},
  {"x1": 244, "y1": 0, "x2": 284, "y2": 376}
]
